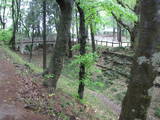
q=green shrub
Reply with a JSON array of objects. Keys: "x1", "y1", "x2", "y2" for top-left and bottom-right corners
[
  {"x1": 155, "y1": 107, "x2": 160, "y2": 118},
  {"x1": 0, "y1": 29, "x2": 12, "y2": 45}
]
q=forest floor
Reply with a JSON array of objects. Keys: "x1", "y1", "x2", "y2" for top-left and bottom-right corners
[
  {"x1": 0, "y1": 48, "x2": 50, "y2": 120},
  {"x1": 0, "y1": 47, "x2": 107, "y2": 120},
  {"x1": 0, "y1": 46, "x2": 159, "y2": 120}
]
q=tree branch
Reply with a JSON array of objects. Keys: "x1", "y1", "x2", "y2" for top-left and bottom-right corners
[
  {"x1": 116, "y1": 0, "x2": 134, "y2": 12},
  {"x1": 111, "y1": 12, "x2": 131, "y2": 34}
]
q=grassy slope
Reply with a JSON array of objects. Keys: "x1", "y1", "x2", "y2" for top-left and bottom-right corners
[{"x1": 2, "y1": 46, "x2": 116, "y2": 120}]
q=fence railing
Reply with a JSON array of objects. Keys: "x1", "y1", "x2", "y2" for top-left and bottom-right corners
[
  {"x1": 95, "y1": 40, "x2": 130, "y2": 47},
  {"x1": 16, "y1": 37, "x2": 131, "y2": 47}
]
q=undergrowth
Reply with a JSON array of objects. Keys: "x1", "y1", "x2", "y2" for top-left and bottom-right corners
[{"x1": 2, "y1": 46, "x2": 43, "y2": 73}]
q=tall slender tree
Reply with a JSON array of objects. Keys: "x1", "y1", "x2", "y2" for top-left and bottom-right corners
[
  {"x1": 77, "y1": 3, "x2": 87, "y2": 99},
  {"x1": 90, "y1": 23, "x2": 96, "y2": 53},
  {"x1": 119, "y1": 0, "x2": 160, "y2": 119},
  {"x1": 43, "y1": 0, "x2": 47, "y2": 70}
]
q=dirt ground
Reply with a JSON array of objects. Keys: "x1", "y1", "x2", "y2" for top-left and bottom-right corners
[{"x1": 0, "y1": 48, "x2": 49, "y2": 120}]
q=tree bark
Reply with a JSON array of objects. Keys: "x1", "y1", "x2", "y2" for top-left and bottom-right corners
[
  {"x1": 77, "y1": 3, "x2": 87, "y2": 99},
  {"x1": 43, "y1": 0, "x2": 47, "y2": 70},
  {"x1": 113, "y1": 27, "x2": 116, "y2": 41},
  {"x1": 119, "y1": 0, "x2": 160, "y2": 119},
  {"x1": 47, "y1": 0, "x2": 74, "y2": 89},
  {"x1": 10, "y1": 0, "x2": 21, "y2": 50},
  {"x1": 68, "y1": 34, "x2": 72, "y2": 58},
  {"x1": 90, "y1": 23, "x2": 96, "y2": 53},
  {"x1": 75, "y1": 10, "x2": 79, "y2": 43},
  {"x1": 117, "y1": 23, "x2": 122, "y2": 46}
]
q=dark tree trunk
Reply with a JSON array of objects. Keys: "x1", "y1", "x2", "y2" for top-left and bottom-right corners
[
  {"x1": 117, "y1": 23, "x2": 122, "y2": 46},
  {"x1": 29, "y1": 27, "x2": 35, "y2": 62},
  {"x1": 130, "y1": 32, "x2": 136, "y2": 49},
  {"x1": 68, "y1": 35, "x2": 72, "y2": 58},
  {"x1": 0, "y1": 0, "x2": 6, "y2": 29},
  {"x1": 119, "y1": 0, "x2": 160, "y2": 120},
  {"x1": 10, "y1": 0, "x2": 16, "y2": 50},
  {"x1": 90, "y1": 23, "x2": 96, "y2": 53},
  {"x1": 75, "y1": 10, "x2": 79, "y2": 43},
  {"x1": 43, "y1": 0, "x2": 47, "y2": 70},
  {"x1": 77, "y1": 4, "x2": 87, "y2": 99},
  {"x1": 113, "y1": 27, "x2": 116, "y2": 41},
  {"x1": 47, "y1": 0, "x2": 74, "y2": 88},
  {"x1": 10, "y1": 0, "x2": 21, "y2": 50}
]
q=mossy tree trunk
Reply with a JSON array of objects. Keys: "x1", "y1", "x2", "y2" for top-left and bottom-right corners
[
  {"x1": 119, "y1": 0, "x2": 160, "y2": 120},
  {"x1": 47, "y1": 0, "x2": 74, "y2": 89},
  {"x1": 10, "y1": 0, "x2": 21, "y2": 50},
  {"x1": 77, "y1": 3, "x2": 87, "y2": 99}
]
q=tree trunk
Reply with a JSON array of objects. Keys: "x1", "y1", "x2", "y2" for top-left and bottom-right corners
[
  {"x1": 77, "y1": 3, "x2": 87, "y2": 99},
  {"x1": 10, "y1": 0, "x2": 21, "y2": 50},
  {"x1": 43, "y1": 0, "x2": 47, "y2": 70},
  {"x1": 119, "y1": 0, "x2": 160, "y2": 119},
  {"x1": 29, "y1": 27, "x2": 35, "y2": 62},
  {"x1": 10, "y1": 0, "x2": 16, "y2": 50},
  {"x1": 117, "y1": 23, "x2": 122, "y2": 46},
  {"x1": 47, "y1": 0, "x2": 74, "y2": 89},
  {"x1": 90, "y1": 23, "x2": 96, "y2": 53},
  {"x1": 68, "y1": 34, "x2": 72, "y2": 58},
  {"x1": 75, "y1": 10, "x2": 79, "y2": 43},
  {"x1": 113, "y1": 27, "x2": 116, "y2": 41}
]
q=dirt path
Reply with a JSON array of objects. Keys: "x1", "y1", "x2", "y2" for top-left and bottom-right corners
[
  {"x1": 89, "y1": 90, "x2": 121, "y2": 117},
  {"x1": 0, "y1": 49, "x2": 48, "y2": 120}
]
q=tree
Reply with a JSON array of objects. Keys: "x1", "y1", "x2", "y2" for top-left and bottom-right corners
[
  {"x1": 43, "y1": 0, "x2": 47, "y2": 70},
  {"x1": 119, "y1": 0, "x2": 160, "y2": 119},
  {"x1": 111, "y1": 0, "x2": 139, "y2": 49},
  {"x1": 10, "y1": 0, "x2": 21, "y2": 50},
  {"x1": 45, "y1": 0, "x2": 74, "y2": 89},
  {"x1": 77, "y1": 3, "x2": 87, "y2": 99},
  {"x1": 0, "y1": 0, "x2": 7, "y2": 29},
  {"x1": 90, "y1": 23, "x2": 95, "y2": 53},
  {"x1": 117, "y1": 23, "x2": 122, "y2": 46}
]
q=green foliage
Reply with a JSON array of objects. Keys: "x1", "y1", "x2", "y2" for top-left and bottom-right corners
[
  {"x1": 71, "y1": 52, "x2": 105, "y2": 91},
  {"x1": 0, "y1": 29, "x2": 12, "y2": 45},
  {"x1": 71, "y1": 52, "x2": 98, "y2": 69},
  {"x1": 155, "y1": 107, "x2": 160, "y2": 118},
  {"x1": 76, "y1": 0, "x2": 137, "y2": 33},
  {"x1": 44, "y1": 74, "x2": 54, "y2": 79},
  {"x1": 71, "y1": 44, "x2": 80, "y2": 51}
]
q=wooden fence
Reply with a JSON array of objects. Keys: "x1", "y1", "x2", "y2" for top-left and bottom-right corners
[
  {"x1": 94, "y1": 40, "x2": 130, "y2": 47},
  {"x1": 16, "y1": 37, "x2": 131, "y2": 48}
]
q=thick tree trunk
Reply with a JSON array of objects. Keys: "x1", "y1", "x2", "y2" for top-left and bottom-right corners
[
  {"x1": 10, "y1": 0, "x2": 21, "y2": 50},
  {"x1": 43, "y1": 0, "x2": 47, "y2": 70},
  {"x1": 77, "y1": 4, "x2": 87, "y2": 99},
  {"x1": 119, "y1": 0, "x2": 160, "y2": 120},
  {"x1": 47, "y1": 0, "x2": 73, "y2": 88},
  {"x1": 90, "y1": 23, "x2": 96, "y2": 53}
]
